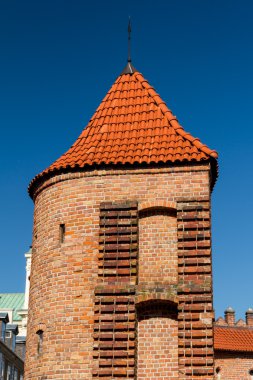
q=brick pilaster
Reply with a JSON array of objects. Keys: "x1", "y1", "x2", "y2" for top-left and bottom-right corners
[
  {"x1": 177, "y1": 201, "x2": 214, "y2": 379},
  {"x1": 93, "y1": 201, "x2": 138, "y2": 379}
]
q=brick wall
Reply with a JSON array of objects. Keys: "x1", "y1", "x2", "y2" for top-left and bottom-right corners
[
  {"x1": 25, "y1": 163, "x2": 213, "y2": 379},
  {"x1": 93, "y1": 201, "x2": 138, "y2": 378},
  {"x1": 137, "y1": 302, "x2": 178, "y2": 379},
  {"x1": 215, "y1": 351, "x2": 253, "y2": 379},
  {"x1": 139, "y1": 208, "x2": 177, "y2": 285},
  {"x1": 177, "y1": 201, "x2": 214, "y2": 379}
]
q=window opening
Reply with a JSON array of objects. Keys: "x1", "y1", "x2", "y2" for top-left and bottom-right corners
[
  {"x1": 0, "y1": 353, "x2": 4, "y2": 378},
  {"x1": 36, "y1": 330, "x2": 43, "y2": 355},
  {"x1": 59, "y1": 224, "x2": 65, "y2": 244},
  {"x1": 7, "y1": 362, "x2": 12, "y2": 380},
  {"x1": 216, "y1": 367, "x2": 221, "y2": 379},
  {"x1": 13, "y1": 368, "x2": 18, "y2": 380},
  {"x1": 1, "y1": 321, "x2": 6, "y2": 341},
  {"x1": 12, "y1": 334, "x2": 16, "y2": 352}
]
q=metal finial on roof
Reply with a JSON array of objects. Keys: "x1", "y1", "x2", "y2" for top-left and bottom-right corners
[
  {"x1": 121, "y1": 18, "x2": 136, "y2": 75},
  {"x1": 128, "y1": 17, "x2": 132, "y2": 62}
]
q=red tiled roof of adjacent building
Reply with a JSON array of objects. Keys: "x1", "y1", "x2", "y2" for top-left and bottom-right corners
[
  {"x1": 29, "y1": 66, "x2": 218, "y2": 196},
  {"x1": 214, "y1": 326, "x2": 253, "y2": 352}
]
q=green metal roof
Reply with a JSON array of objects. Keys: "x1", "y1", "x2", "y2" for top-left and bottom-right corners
[{"x1": 0, "y1": 293, "x2": 25, "y2": 321}]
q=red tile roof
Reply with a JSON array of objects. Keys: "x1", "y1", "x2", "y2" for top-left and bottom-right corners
[
  {"x1": 29, "y1": 68, "x2": 218, "y2": 196},
  {"x1": 214, "y1": 326, "x2": 253, "y2": 352}
]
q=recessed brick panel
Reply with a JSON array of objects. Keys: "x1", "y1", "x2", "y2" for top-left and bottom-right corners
[
  {"x1": 137, "y1": 302, "x2": 178, "y2": 379},
  {"x1": 139, "y1": 208, "x2": 177, "y2": 285}
]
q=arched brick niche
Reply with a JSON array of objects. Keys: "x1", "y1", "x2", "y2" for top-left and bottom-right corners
[
  {"x1": 138, "y1": 207, "x2": 177, "y2": 285},
  {"x1": 138, "y1": 201, "x2": 177, "y2": 212},
  {"x1": 136, "y1": 300, "x2": 178, "y2": 379}
]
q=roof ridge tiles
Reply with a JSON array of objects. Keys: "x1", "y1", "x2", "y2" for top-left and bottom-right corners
[{"x1": 215, "y1": 325, "x2": 253, "y2": 330}]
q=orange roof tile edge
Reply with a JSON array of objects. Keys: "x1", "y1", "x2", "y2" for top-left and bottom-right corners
[
  {"x1": 134, "y1": 73, "x2": 218, "y2": 159},
  {"x1": 214, "y1": 326, "x2": 253, "y2": 352},
  {"x1": 28, "y1": 69, "x2": 218, "y2": 197}
]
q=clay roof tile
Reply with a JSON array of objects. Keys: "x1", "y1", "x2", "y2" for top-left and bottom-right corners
[
  {"x1": 214, "y1": 326, "x2": 253, "y2": 352},
  {"x1": 29, "y1": 67, "x2": 218, "y2": 197}
]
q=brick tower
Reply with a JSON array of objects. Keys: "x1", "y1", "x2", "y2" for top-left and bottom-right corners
[{"x1": 25, "y1": 60, "x2": 218, "y2": 379}]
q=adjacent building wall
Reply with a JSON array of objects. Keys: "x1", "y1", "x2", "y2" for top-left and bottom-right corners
[{"x1": 215, "y1": 351, "x2": 253, "y2": 380}]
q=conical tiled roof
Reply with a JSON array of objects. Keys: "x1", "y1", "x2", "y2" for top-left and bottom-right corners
[{"x1": 29, "y1": 67, "x2": 218, "y2": 197}]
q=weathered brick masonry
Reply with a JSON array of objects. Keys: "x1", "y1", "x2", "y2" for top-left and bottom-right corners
[
  {"x1": 177, "y1": 201, "x2": 213, "y2": 379},
  {"x1": 25, "y1": 165, "x2": 214, "y2": 379},
  {"x1": 25, "y1": 63, "x2": 218, "y2": 379}
]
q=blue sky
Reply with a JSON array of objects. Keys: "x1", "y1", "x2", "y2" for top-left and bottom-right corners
[{"x1": 0, "y1": 0, "x2": 252, "y2": 321}]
